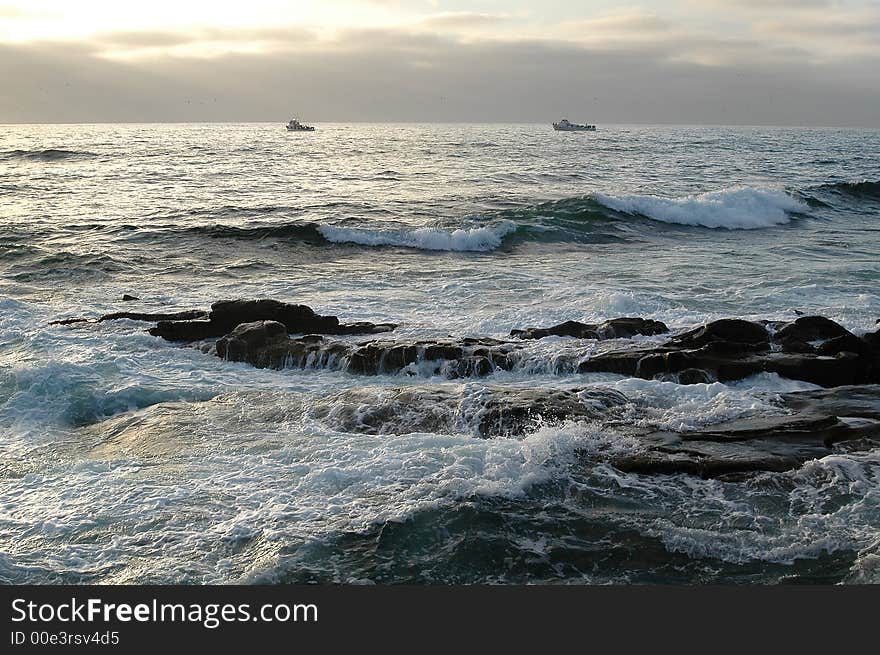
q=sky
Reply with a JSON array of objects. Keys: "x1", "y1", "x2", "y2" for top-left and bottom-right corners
[{"x1": 1, "y1": 0, "x2": 878, "y2": 126}]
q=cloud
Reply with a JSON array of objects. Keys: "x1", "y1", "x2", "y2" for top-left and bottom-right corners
[
  {"x1": 752, "y1": 7, "x2": 880, "y2": 57},
  {"x1": 0, "y1": 4, "x2": 57, "y2": 19},
  {"x1": 726, "y1": 0, "x2": 831, "y2": 7},
  {"x1": 416, "y1": 12, "x2": 509, "y2": 30},
  {"x1": 1, "y1": 26, "x2": 877, "y2": 127}
]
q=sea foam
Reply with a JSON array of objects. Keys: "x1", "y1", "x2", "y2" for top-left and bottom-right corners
[
  {"x1": 595, "y1": 187, "x2": 807, "y2": 229},
  {"x1": 318, "y1": 221, "x2": 517, "y2": 252}
]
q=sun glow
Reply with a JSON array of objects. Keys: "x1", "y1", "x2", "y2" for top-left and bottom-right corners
[{"x1": 0, "y1": 0, "x2": 402, "y2": 46}]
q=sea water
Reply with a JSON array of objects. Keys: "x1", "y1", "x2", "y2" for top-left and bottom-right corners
[{"x1": 1, "y1": 123, "x2": 879, "y2": 583}]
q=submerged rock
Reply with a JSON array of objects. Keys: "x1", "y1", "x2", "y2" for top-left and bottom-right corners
[
  {"x1": 309, "y1": 385, "x2": 630, "y2": 437},
  {"x1": 612, "y1": 384, "x2": 880, "y2": 478},
  {"x1": 49, "y1": 309, "x2": 207, "y2": 326},
  {"x1": 511, "y1": 317, "x2": 668, "y2": 340}
]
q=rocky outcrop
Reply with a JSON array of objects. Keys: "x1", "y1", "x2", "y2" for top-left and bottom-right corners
[
  {"x1": 309, "y1": 385, "x2": 630, "y2": 437},
  {"x1": 215, "y1": 321, "x2": 523, "y2": 377},
  {"x1": 49, "y1": 309, "x2": 207, "y2": 326},
  {"x1": 511, "y1": 317, "x2": 668, "y2": 340},
  {"x1": 150, "y1": 299, "x2": 396, "y2": 341},
  {"x1": 208, "y1": 313, "x2": 878, "y2": 387},
  {"x1": 579, "y1": 316, "x2": 880, "y2": 388},
  {"x1": 613, "y1": 384, "x2": 880, "y2": 478},
  {"x1": 48, "y1": 298, "x2": 395, "y2": 339},
  {"x1": 52, "y1": 300, "x2": 878, "y2": 390}
]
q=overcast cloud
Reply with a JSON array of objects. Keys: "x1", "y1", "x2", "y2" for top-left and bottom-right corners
[{"x1": 0, "y1": 0, "x2": 877, "y2": 126}]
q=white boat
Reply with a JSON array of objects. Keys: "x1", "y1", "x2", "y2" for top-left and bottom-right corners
[
  {"x1": 552, "y1": 119, "x2": 596, "y2": 132},
  {"x1": 285, "y1": 118, "x2": 315, "y2": 132}
]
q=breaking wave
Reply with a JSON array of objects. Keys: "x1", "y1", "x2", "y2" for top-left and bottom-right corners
[
  {"x1": 141, "y1": 185, "x2": 817, "y2": 253},
  {"x1": 594, "y1": 187, "x2": 807, "y2": 229},
  {"x1": 91, "y1": 181, "x2": 880, "y2": 254},
  {"x1": 317, "y1": 221, "x2": 519, "y2": 252}
]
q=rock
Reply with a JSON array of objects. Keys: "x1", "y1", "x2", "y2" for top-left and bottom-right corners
[
  {"x1": 775, "y1": 315, "x2": 852, "y2": 343},
  {"x1": 816, "y1": 332, "x2": 872, "y2": 357},
  {"x1": 148, "y1": 298, "x2": 397, "y2": 341},
  {"x1": 150, "y1": 320, "x2": 221, "y2": 341},
  {"x1": 54, "y1": 298, "x2": 396, "y2": 341},
  {"x1": 511, "y1": 317, "x2": 668, "y2": 340},
  {"x1": 612, "y1": 384, "x2": 880, "y2": 478},
  {"x1": 209, "y1": 299, "x2": 340, "y2": 334},
  {"x1": 678, "y1": 368, "x2": 713, "y2": 385},
  {"x1": 211, "y1": 329, "x2": 524, "y2": 377},
  {"x1": 309, "y1": 385, "x2": 630, "y2": 437},
  {"x1": 475, "y1": 387, "x2": 629, "y2": 436},
  {"x1": 577, "y1": 316, "x2": 879, "y2": 388},
  {"x1": 597, "y1": 317, "x2": 669, "y2": 339},
  {"x1": 216, "y1": 320, "x2": 288, "y2": 363},
  {"x1": 777, "y1": 336, "x2": 815, "y2": 354},
  {"x1": 50, "y1": 309, "x2": 207, "y2": 326},
  {"x1": 672, "y1": 318, "x2": 769, "y2": 349},
  {"x1": 121, "y1": 294, "x2": 139, "y2": 302},
  {"x1": 100, "y1": 310, "x2": 207, "y2": 323}
]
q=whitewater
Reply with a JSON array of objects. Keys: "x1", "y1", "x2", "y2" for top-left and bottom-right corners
[{"x1": 1, "y1": 122, "x2": 879, "y2": 584}]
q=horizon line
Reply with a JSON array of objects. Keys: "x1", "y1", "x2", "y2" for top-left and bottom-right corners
[{"x1": 2, "y1": 120, "x2": 879, "y2": 130}]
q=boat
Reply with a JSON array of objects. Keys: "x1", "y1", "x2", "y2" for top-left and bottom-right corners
[
  {"x1": 285, "y1": 118, "x2": 315, "y2": 132},
  {"x1": 552, "y1": 119, "x2": 596, "y2": 132}
]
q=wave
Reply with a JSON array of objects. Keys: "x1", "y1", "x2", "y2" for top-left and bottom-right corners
[
  {"x1": 811, "y1": 179, "x2": 880, "y2": 200},
  {"x1": 594, "y1": 187, "x2": 807, "y2": 229},
  {"x1": 178, "y1": 222, "x2": 328, "y2": 243},
  {"x1": 0, "y1": 148, "x2": 97, "y2": 162},
  {"x1": 317, "y1": 221, "x2": 519, "y2": 252},
  {"x1": 100, "y1": 182, "x2": 844, "y2": 254}
]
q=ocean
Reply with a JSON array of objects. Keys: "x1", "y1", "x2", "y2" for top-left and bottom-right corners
[{"x1": 1, "y1": 122, "x2": 879, "y2": 584}]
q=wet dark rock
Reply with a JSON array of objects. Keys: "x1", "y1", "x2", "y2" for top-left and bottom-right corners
[
  {"x1": 211, "y1": 327, "x2": 524, "y2": 378},
  {"x1": 612, "y1": 384, "x2": 880, "y2": 478},
  {"x1": 148, "y1": 298, "x2": 397, "y2": 341},
  {"x1": 776, "y1": 336, "x2": 815, "y2": 354},
  {"x1": 309, "y1": 385, "x2": 630, "y2": 437},
  {"x1": 577, "y1": 316, "x2": 879, "y2": 388},
  {"x1": 101, "y1": 310, "x2": 207, "y2": 323},
  {"x1": 817, "y1": 332, "x2": 872, "y2": 357},
  {"x1": 677, "y1": 368, "x2": 714, "y2": 385},
  {"x1": 209, "y1": 299, "x2": 339, "y2": 334},
  {"x1": 776, "y1": 315, "x2": 853, "y2": 343},
  {"x1": 121, "y1": 294, "x2": 139, "y2": 302},
  {"x1": 216, "y1": 320, "x2": 288, "y2": 364},
  {"x1": 53, "y1": 299, "x2": 395, "y2": 341},
  {"x1": 672, "y1": 318, "x2": 769, "y2": 349},
  {"x1": 511, "y1": 317, "x2": 668, "y2": 340},
  {"x1": 475, "y1": 387, "x2": 628, "y2": 436},
  {"x1": 49, "y1": 309, "x2": 207, "y2": 326}
]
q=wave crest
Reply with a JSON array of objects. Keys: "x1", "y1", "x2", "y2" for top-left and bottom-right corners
[
  {"x1": 318, "y1": 221, "x2": 519, "y2": 252},
  {"x1": 594, "y1": 187, "x2": 806, "y2": 229},
  {"x1": 816, "y1": 179, "x2": 880, "y2": 200}
]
